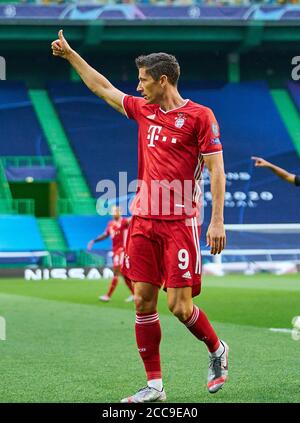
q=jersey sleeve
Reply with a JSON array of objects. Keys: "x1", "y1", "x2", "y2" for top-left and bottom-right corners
[
  {"x1": 295, "y1": 175, "x2": 300, "y2": 186},
  {"x1": 197, "y1": 108, "x2": 223, "y2": 155},
  {"x1": 122, "y1": 95, "x2": 144, "y2": 121},
  {"x1": 120, "y1": 218, "x2": 130, "y2": 229}
]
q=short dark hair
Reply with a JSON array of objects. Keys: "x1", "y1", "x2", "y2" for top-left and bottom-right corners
[{"x1": 135, "y1": 53, "x2": 180, "y2": 86}]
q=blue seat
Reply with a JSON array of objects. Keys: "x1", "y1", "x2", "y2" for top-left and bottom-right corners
[
  {"x1": 0, "y1": 82, "x2": 50, "y2": 156},
  {"x1": 0, "y1": 216, "x2": 45, "y2": 251},
  {"x1": 287, "y1": 81, "x2": 300, "y2": 113},
  {"x1": 59, "y1": 215, "x2": 112, "y2": 250}
]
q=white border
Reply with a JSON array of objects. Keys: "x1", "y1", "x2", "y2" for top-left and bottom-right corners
[
  {"x1": 122, "y1": 94, "x2": 129, "y2": 119},
  {"x1": 159, "y1": 99, "x2": 189, "y2": 114},
  {"x1": 201, "y1": 150, "x2": 223, "y2": 156}
]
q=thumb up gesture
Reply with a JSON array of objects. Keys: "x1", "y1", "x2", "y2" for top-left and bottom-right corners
[{"x1": 51, "y1": 29, "x2": 72, "y2": 60}]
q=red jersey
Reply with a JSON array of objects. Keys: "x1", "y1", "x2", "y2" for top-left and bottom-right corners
[
  {"x1": 105, "y1": 218, "x2": 130, "y2": 252},
  {"x1": 123, "y1": 95, "x2": 222, "y2": 220}
]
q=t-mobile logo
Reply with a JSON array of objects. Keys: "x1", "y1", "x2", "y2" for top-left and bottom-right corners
[
  {"x1": 147, "y1": 125, "x2": 162, "y2": 147},
  {"x1": 147, "y1": 125, "x2": 177, "y2": 147}
]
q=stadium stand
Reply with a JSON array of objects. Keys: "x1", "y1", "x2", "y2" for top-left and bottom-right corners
[
  {"x1": 0, "y1": 216, "x2": 45, "y2": 251},
  {"x1": 37, "y1": 218, "x2": 68, "y2": 251},
  {"x1": 29, "y1": 89, "x2": 96, "y2": 215},
  {"x1": 59, "y1": 215, "x2": 112, "y2": 251},
  {"x1": 47, "y1": 82, "x2": 138, "y2": 198},
  {"x1": 0, "y1": 82, "x2": 50, "y2": 157},
  {"x1": 287, "y1": 81, "x2": 300, "y2": 114}
]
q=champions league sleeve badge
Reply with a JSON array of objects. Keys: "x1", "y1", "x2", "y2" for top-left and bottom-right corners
[{"x1": 212, "y1": 122, "x2": 219, "y2": 136}]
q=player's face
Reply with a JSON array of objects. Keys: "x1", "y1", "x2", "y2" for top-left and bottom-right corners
[
  {"x1": 137, "y1": 68, "x2": 163, "y2": 104},
  {"x1": 112, "y1": 207, "x2": 121, "y2": 220}
]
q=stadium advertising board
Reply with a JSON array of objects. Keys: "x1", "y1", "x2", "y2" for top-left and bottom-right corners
[{"x1": 24, "y1": 267, "x2": 113, "y2": 281}]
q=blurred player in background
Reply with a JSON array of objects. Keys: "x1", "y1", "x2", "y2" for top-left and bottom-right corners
[
  {"x1": 252, "y1": 156, "x2": 300, "y2": 186},
  {"x1": 52, "y1": 30, "x2": 228, "y2": 403},
  {"x1": 87, "y1": 206, "x2": 134, "y2": 303}
]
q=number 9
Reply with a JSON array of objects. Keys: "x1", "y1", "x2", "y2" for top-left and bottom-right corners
[{"x1": 178, "y1": 249, "x2": 189, "y2": 270}]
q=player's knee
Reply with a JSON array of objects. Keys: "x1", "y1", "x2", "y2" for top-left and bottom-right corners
[
  {"x1": 134, "y1": 294, "x2": 156, "y2": 313},
  {"x1": 168, "y1": 303, "x2": 192, "y2": 322}
]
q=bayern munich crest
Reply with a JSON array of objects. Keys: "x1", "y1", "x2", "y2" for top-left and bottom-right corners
[{"x1": 175, "y1": 113, "x2": 186, "y2": 128}]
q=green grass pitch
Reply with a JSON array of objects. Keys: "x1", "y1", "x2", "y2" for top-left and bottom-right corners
[{"x1": 0, "y1": 274, "x2": 299, "y2": 403}]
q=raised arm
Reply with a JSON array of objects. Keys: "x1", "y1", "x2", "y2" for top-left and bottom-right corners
[
  {"x1": 203, "y1": 153, "x2": 226, "y2": 255},
  {"x1": 51, "y1": 29, "x2": 126, "y2": 115},
  {"x1": 251, "y1": 156, "x2": 296, "y2": 184}
]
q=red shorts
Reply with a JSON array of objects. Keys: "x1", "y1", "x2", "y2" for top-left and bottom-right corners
[
  {"x1": 122, "y1": 216, "x2": 202, "y2": 297},
  {"x1": 112, "y1": 247, "x2": 125, "y2": 269}
]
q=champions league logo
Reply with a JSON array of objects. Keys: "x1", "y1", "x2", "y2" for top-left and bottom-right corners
[
  {"x1": 212, "y1": 123, "x2": 219, "y2": 136},
  {"x1": 175, "y1": 113, "x2": 186, "y2": 128}
]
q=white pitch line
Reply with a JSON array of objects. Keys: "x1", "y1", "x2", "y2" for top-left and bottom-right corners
[{"x1": 269, "y1": 328, "x2": 293, "y2": 334}]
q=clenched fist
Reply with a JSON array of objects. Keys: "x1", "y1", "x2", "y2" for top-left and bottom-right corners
[{"x1": 251, "y1": 156, "x2": 271, "y2": 168}]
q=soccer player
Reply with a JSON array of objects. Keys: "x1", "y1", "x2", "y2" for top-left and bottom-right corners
[
  {"x1": 252, "y1": 156, "x2": 300, "y2": 186},
  {"x1": 52, "y1": 30, "x2": 228, "y2": 403},
  {"x1": 87, "y1": 206, "x2": 134, "y2": 303}
]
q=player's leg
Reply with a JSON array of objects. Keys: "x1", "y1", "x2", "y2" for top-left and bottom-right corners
[
  {"x1": 168, "y1": 287, "x2": 219, "y2": 350},
  {"x1": 107, "y1": 267, "x2": 120, "y2": 296},
  {"x1": 123, "y1": 276, "x2": 135, "y2": 302},
  {"x1": 121, "y1": 281, "x2": 166, "y2": 403},
  {"x1": 134, "y1": 282, "x2": 161, "y2": 387},
  {"x1": 163, "y1": 219, "x2": 229, "y2": 393},
  {"x1": 99, "y1": 255, "x2": 120, "y2": 301},
  {"x1": 100, "y1": 271, "x2": 119, "y2": 301},
  {"x1": 119, "y1": 250, "x2": 135, "y2": 302},
  {"x1": 167, "y1": 287, "x2": 229, "y2": 393},
  {"x1": 120, "y1": 217, "x2": 166, "y2": 403},
  {"x1": 124, "y1": 275, "x2": 134, "y2": 294}
]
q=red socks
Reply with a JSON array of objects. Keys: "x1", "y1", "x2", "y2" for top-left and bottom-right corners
[
  {"x1": 135, "y1": 312, "x2": 162, "y2": 381},
  {"x1": 184, "y1": 305, "x2": 219, "y2": 352},
  {"x1": 135, "y1": 307, "x2": 218, "y2": 384},
  {"x1": 107, "y1": 275, "x2": 118, "y2": 298}
]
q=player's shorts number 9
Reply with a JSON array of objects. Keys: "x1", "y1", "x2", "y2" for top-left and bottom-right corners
[{"x1": 178, "y1": 249, "x2": 189, "y2": 270}]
